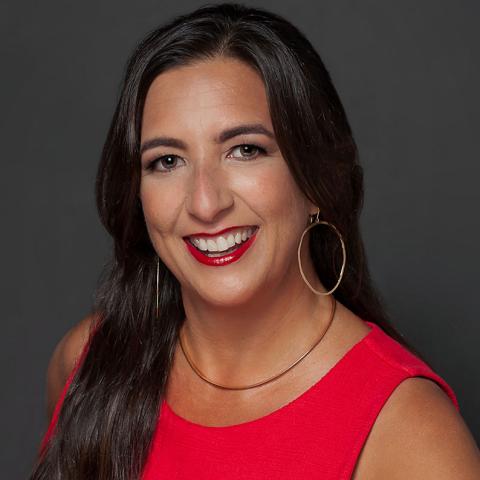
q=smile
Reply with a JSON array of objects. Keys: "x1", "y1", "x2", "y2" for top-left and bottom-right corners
[{"x1": 184, "y1": 226, "x2": 259, "y2": 266}]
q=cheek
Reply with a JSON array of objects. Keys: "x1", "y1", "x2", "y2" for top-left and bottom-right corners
[
  {"x1": 139, "y1": 178, "x2": 184, "y2": 236},
  {"x1": 232, "y1": 161, "x2": 306, "y2": 223}
]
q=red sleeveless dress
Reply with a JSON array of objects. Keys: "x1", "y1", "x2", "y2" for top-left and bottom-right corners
[{"x1": 41, "y1": 321, "x2": 459, "y2": 479}]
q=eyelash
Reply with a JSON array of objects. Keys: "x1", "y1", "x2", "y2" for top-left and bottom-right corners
[{"x1": 145, "y1": 144, "x2": 267, "y2": 173}]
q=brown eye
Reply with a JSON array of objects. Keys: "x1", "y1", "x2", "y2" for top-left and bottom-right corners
[
  {"x1": 147, "y1": 155, "x2": 185, "y2": 172},
  {"x1": 229, "y1": 144, "x2": 266, "y2": 159}
]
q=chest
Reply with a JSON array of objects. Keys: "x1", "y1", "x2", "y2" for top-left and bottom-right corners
[
  {"x1": 143, "y1": 320, "x2": 384, "y2": 479},
  {"x1": 143, "y1": 362, "x2": 382, "y2": 479},
  {"x1": 143, "y1": 397, "x2": 359, "y2": 480},
  {"x1": 162, "y1": 328, "x2": 357, "y2": 428}
]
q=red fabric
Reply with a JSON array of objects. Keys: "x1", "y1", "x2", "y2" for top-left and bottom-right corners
[{"x1": 41, "y1": 321, "x2": 459, "y2": 479}]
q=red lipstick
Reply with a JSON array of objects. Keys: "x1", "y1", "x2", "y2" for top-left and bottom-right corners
[{"x1": 184, "y1": 229, "x2": 258, "y2": 267}]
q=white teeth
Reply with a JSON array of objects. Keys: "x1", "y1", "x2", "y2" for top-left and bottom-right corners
[
  {"x1": 190, "y1": 227, "x2": 257, "y2": 253},
  {"x1": 206, "y1": 239, "x2": 218, "y2": 252},
  {"x1": 226, "y1": 234, "x2": 236, "y2": 248},
  {"x1": 216, "y1": 236, "x2": 229, "y2": 251}
]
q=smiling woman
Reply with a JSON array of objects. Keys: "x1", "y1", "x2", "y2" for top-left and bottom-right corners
[{"x1": 30, "y1": 3, "x2": 480, "y2": 480}]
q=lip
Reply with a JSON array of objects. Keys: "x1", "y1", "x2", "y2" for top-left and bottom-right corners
[
  {"x1": 184, "y1": 227, "x2": 259, "y2": 267},
  {"x1": 184, "y1": 225, "x2": 258, "y2": 239}
]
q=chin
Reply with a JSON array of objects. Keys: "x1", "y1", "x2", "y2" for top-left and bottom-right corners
[{"x1": 189, "y1": 282, "x2": 260, "y2": 308}]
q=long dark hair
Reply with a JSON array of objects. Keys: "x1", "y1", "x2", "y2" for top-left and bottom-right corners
[{"x1": 31, "y1": 3, "x2": 421, "y2": 478}]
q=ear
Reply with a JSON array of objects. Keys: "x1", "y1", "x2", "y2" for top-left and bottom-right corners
[{"x1": 306, "y1": 200, "x2": 320, "y2": 217}]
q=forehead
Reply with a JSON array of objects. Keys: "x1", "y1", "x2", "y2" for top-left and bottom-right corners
[{"x1": 141, "y1": 57, "x2": 272, "y2": 135}]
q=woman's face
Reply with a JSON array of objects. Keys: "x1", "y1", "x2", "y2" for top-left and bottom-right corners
[{"x1": 139, "y1": 57, "x2": 316, "y2": 306}]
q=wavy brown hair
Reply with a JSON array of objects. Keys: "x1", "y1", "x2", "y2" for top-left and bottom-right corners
[{"x1": 30, "y1": 3, "x2": 420, "y2": 479}]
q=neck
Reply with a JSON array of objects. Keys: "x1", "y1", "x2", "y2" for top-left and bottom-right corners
[{"x1": 179, "y1": 259, "x2": 332, "y2": 387}]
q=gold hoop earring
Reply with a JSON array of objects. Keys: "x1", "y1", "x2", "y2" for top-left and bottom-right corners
[
  {"x1": 156, "y1": 256, "x2": 160, "y2": 319},
  {"x1": 297, "y1": 207, "x2": 346, "y2": 296}
]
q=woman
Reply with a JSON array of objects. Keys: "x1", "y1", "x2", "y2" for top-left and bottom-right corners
[{"x1": 31, "y1": 3, "x2": 480, "y2": 479}]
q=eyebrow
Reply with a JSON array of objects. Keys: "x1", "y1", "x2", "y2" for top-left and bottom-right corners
[{"x1": 140, "y1": 123, "x2": 275, "y2": 155}]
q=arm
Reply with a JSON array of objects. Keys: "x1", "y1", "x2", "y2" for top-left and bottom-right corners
[{"x1": 352, "y1": 377, "x2": 480, "y2": 479}]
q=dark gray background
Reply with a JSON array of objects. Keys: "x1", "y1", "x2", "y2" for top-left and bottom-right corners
[{"x1": 1, "y1": 1, "x2": 478, "y2": 478}]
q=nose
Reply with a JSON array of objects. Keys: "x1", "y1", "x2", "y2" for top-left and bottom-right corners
[{"x1": 185, "y1": 164, "x2": 234, "y2": 224}]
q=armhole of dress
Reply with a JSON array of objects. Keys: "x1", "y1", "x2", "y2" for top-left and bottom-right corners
[
  {"x1": 39, "y1": 328, "x2": 95, "y2": 455},
  {"x1": 341, "y1": 369, "x2": 460, "y2": 480},
  {"x1": 340, "y1": 331, "x2": 461, "y2": 480}
]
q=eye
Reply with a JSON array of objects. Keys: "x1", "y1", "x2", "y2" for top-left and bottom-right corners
[
  {"x1": 228, "y1": 144, "x2": 267, "y2": 159},
  {"x1": 145, "y1": 154, "x2": 185, "y2": 173}
]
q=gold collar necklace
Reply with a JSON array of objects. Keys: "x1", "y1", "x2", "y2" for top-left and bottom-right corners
[{"x1": 178, "y1": 295, "x2": 337, "y2": 391}]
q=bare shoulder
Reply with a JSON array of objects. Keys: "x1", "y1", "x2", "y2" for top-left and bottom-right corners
[
  {"x1": 353, "y1": 376, "x2": 480, "y2": 479},
  {"x1": 45, "y1": 313, "x2": 98, "y2": 420}
]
